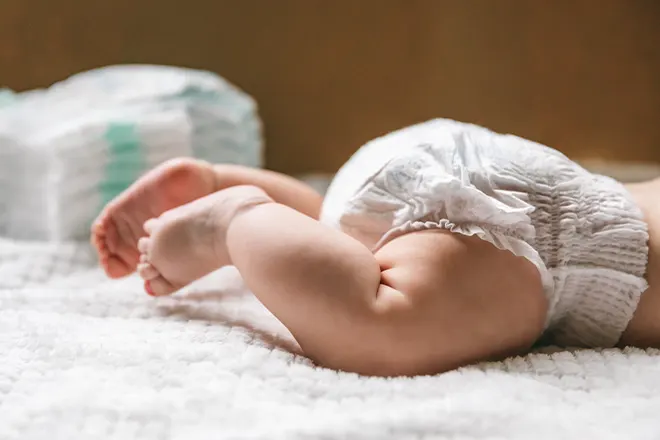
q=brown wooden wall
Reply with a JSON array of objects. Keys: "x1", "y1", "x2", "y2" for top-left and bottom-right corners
[{"x1": 1, "y1": 0, "x2": 659, "y2": 174}]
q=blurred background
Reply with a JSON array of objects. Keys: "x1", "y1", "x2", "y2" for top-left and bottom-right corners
[{"x1": 2, "y1": 0, "x2": 659, "y2": 175}]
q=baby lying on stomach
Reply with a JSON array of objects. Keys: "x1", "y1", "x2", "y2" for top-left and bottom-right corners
[{"x1": 91, "y1": 119, "x2": 660, "y2": 377}]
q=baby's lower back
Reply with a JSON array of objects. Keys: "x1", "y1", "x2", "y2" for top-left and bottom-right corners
[{"x1": 616, "y1": 179, "x2": 660, "y2": 347}]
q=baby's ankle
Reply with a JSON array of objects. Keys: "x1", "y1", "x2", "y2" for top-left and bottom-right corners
[
  {"x1": 209, "y1": 185, "x2": 274, "y2": 261},
  {"x1": 226, "y1": 185, "x2": 274, "y2": 218}
]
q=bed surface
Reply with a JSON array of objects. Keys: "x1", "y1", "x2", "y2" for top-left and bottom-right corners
[
  {"x1": 2, "y1": 239, "x2": 660, "y2": 439},
  {"x1": 3, "y1": 169, "x2": 660, "y2": 439}
]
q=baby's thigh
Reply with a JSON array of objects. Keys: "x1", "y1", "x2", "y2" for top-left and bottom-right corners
[{"x1": 372, "y1": 229, "x2": 548, "y2": 373}]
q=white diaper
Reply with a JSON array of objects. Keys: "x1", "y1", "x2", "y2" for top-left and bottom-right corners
[{"x1": 321, "y1": 119, "x2": 649, "y2": 347}]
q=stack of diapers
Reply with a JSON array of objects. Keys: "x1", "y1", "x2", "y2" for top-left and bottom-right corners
[{"x1": 0, "y1": 65, "x2": 263, "y2": 241}]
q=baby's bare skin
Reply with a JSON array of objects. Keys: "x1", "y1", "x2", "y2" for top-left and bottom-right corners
[
  {"x1": 137, "y1": 186, "x2": 273, "y2": 295},
  {"x1": 91, "y1": 158, "x2": 660, "y2": 376},
  {"x1": 619, "y1": 180, "x2": 660, "y2": 347},
  {"x1": 92, "y1": 158, "x2": 217, "y2": 279}
]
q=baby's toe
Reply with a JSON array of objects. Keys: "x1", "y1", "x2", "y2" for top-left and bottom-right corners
[
  {"x1": 137, "y1": 237, "x2": 150, "y2": 253},
  {"x1": 145, "y1": 276, "x2": 178, "y2": 297},
  {"x1": 143, "y1": 218, "x2": 160, "y2": 234},
  {"x1": 137, "y1": 262, "x2": 160, "y2": 281}
]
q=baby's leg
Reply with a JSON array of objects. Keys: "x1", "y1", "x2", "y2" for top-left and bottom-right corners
[
  {"x1": 92, "y1": 158, "x2": 322, "y2": 278},
  {"x1": 138, "y1": 185, "x2": 547, "y2": 376}
]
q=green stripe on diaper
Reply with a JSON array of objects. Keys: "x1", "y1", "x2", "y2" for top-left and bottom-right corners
[
  {"x1": 100, "y1": 122, "x2": 145, "y2": 207},
  {"x1": 0, "y1": 89, "x2": 16, "y2": 107}
]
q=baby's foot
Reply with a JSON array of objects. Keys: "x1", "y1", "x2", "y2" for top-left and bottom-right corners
[
  {"x1": 136, "y1": 185, "x2": 273, "y2": 297},
  {"x1": 92, "y1": 158, "x2": 218, "y2": 279}
]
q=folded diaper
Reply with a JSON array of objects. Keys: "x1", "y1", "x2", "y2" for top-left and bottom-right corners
[
  {"x1": 0, "y1": 65, "x2": 263, "y2": 240},
  {"x1": 0, "y1": 89, "x2": 16, "y2": 107}
]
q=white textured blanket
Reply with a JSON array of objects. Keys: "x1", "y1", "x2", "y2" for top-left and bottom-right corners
[{"x1": 2, "y1": 236, "x2": 660, "y2": 440}]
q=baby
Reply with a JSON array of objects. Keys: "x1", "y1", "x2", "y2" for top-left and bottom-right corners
[{"x1": 91, "y1": 119, "x2": 660, "y2": 377}]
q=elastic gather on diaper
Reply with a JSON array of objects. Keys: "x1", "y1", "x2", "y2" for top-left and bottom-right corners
[{"x1": 499, "y1": 158, "x2": 649, "y2": 347}]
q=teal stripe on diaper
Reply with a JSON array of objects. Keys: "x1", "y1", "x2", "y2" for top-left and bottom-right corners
[
  {"x1": 100, "y1": 122, "x2": 145, "y2": 207},
  {"x1": 0, "y1": 89, "x2": 16, "y2": 107}
]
